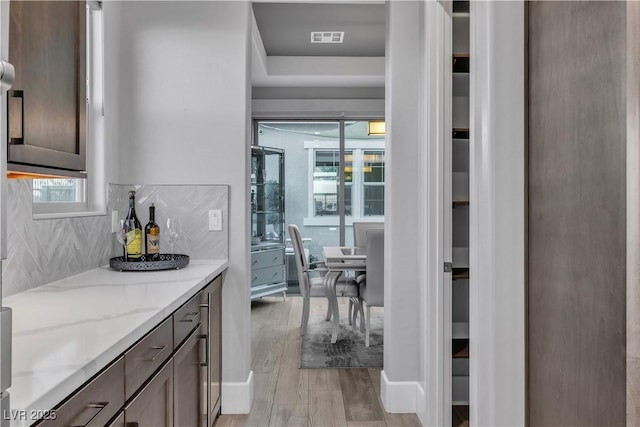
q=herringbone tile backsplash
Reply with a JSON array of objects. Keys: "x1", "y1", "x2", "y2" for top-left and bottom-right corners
[
  {"x1": 108, "y1": 184, "x2": 228, "y2": 261},
  {"x1": 2, "y1": 182, "x2": 228, "y2": 297}
]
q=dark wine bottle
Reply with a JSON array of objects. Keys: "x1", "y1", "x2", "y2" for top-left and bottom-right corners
[
  {"x1": 124, "y1": 191, "x2": 143, "y2": 259},
  {"x1": 145, "y1": 203, "x2": 160, "y2": 260}
]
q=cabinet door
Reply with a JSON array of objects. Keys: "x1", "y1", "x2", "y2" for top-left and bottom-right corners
[
  {"x1": 200, "y1": 276, "x2": 222, "y2": 425},
  {"x1": 125, "y1": 360, "x2": 174, "y2": 427},
  {"x1": 106, "y1": 411, "x2": 125, "y2": 427},
  {"x1": 8, "y1": 0, "x2": 86, "y2": 173},
  {"x1": 209, "y1": 276, "x2": 222, "y2": 420},
  {"x1": 173, "y1": 326, "x2": 205, "y2": 427}
]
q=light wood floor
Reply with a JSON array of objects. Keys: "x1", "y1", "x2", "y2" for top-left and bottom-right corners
[{"x1": 215, "y1": 296, "x2": 421, "y2": 427}]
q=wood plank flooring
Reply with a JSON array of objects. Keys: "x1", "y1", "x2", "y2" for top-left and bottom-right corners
[{"x1": 216, "y1": 296, "x2": 421, "y2": 427}]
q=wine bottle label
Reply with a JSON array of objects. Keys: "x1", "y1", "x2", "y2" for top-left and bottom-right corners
[
  {"x1": 126, "y1": 229, "x2": 143, "y2": 257},
  {"x1": 147, "y1": 234, "x2": 160, "y2": 254}
]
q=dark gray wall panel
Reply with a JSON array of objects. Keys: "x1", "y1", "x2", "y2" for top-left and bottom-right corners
[
  {"x1": 528, "y1": 2, "x2": 626, "y2": 426},
  {"x1": 627, "y1": 3, "x2": 640, "y2": 425}
]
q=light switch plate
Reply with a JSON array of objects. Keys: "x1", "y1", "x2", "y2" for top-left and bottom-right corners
[{"x1": 209, "y1": 210, "x2": 222, "y2": 231}]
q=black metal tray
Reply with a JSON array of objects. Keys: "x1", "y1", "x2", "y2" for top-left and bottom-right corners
[{"x1": 109, "y1": 254, "x2": 190, "y2": 271}]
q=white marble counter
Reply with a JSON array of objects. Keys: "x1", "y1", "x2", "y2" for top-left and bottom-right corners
[{"x1": 2, "y1": 259, "x2": 228, "y2": 426}]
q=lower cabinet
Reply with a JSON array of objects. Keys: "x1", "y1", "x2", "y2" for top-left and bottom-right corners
[
  {"x1": 250, "y1": 247, "x2": 287, "y2": 299},
  {"x1": 173, "y1": 326, "x2": 205, "y2": 426},
  {"x1": 125, "y1": 360, "x2": 174, "y2": 427},
  {"x1": 36, "y1": 357, "x2": 124, "y2": 427},
  {"x1": 201, "y1": 275, "x2": 222, "y2": 422},
  {"x1": 33, "y1": 274, "x2": 222, "y2": 427},
  {"x1": 106, "y1": 411, "x2": 125, "y2": 427}
]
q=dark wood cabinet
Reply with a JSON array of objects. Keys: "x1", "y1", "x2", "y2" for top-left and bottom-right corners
[
  {"x1": 173, "y1": 326, "x2": 205, "y2": 426},
  {"x1": 36, "y1": 274, "x2": 223, "y2": 427},
  {"x1": 125, "y1": 360, "x2": 174, "y2": 427},
  {"x1": 201, "y1": 275, "x2": 222, "y2": 423},
  {"x1": 106, "y1": 411, "x2": 125, "y2": 427},
  {"x1": 37, "y1": 357, "x2": 124, "y2": 427},
  {"x1": 8, "y1": 0, "x2": 86, "y2": 175}
]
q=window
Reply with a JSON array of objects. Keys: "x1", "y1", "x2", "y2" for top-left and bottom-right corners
[
  {"x1": 313, "y1": 150, "x2": 352, "y2": 216},
  {"x1": 309, "y1": 147, "x2": 384, "y2": 220},
  {"x1": 32, "y1": 1, "x2": 104, "y2": 217},
  {"x1": 363, "y1": 151, "x2": 384, "y2": 216},
  {"x1": 33, "y1": 179, "x2": 86, "y2": 203}
]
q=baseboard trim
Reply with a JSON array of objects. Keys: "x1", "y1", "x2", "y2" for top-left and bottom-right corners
[
  {"x1": 380, "y1": 370, "x2": 420, "y2": 414},
  {"x1": 221, "y1": 370, "x2": 254, "y2": 414}
]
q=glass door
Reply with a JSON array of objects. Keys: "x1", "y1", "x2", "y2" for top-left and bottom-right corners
[{"x1": 251, "y1": 146, "x2": 284, "y2": 247}]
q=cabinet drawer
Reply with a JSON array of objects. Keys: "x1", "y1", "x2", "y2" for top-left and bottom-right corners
[
  {"x1": 251, "y1": 265, "x2": 284, "y2": 287},
  {"x1": 173, "y1": 291, "x2": 202, "y2": 350},
  {"x1": 251, "y1": 249, "x2": 284, "y2": 270},
  {"x1": 38, "y1": 357, "x2": 124, "y2": 427},
  {"x1": 125, "y1": 317, "x2": 173, "y2": 399}
]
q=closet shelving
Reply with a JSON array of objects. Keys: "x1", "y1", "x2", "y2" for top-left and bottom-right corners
[{"x1": 451, "y1": 1, "x2": 470, "y2": 425}]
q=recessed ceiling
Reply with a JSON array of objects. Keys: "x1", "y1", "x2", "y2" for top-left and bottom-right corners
[
  {"x1": 251, "y1": 2, "x2": 386, "y2": 94},
  {"x1": 252, "y1": 3, "x2": 385, "y2": 57}
]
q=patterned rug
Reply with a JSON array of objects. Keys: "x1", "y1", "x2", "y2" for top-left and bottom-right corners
[{"x1": 300, "y1": 304, "x2": 383, "y2": 368}]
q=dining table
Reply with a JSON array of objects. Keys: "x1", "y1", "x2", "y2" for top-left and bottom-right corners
[{"x1": 322, "y1": 246, "x2": 367, "y2": 343}]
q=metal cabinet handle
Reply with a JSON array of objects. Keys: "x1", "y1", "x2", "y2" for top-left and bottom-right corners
[
  {"x1": 252, "y1": 259, "x2": 258, "y2": 265},
  {"x1": 180, "y1": 312, "x2": 199, "y2": 323},
  {"x1": 7, "y1": 89, "x2": 23, "y2": 144},
  {"x1": 199, "y1": 334, "x2": 208, "y2": 367},
  {"x1": 70, "y1": 401, "x2": 108, "y2": 427},
  {"x1": 125, "y1": 423, "x2": 139, "y2": 427},
  {"x1": 145, "y1": 344, "x2": 167, "y2": 362}
]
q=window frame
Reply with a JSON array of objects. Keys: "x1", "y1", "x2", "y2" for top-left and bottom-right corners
[
  {"x1": 304, "y1": 139, "x2": 385, "y2": 226},
  {"x1": 32, "y1": 1, "x2": 105, "y2": 218}
]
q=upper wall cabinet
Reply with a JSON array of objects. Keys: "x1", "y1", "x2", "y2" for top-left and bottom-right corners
[{"x1": 8, "y1": 1, "x2": 86, "y2": 177}]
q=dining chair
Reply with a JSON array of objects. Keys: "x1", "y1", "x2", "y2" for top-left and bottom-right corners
[
  {"x1": 288, "y1": 224, "x2": 360, "y2": 335},
  {"x1": 353, "y1": 221, "x2": 384, "y2": 247},
  {"x1": 357, "y1": 228, "x2": 384, "y2": 347},
  {"x1": 352, "y1": 221, "x2": 384, "y2": 282}
]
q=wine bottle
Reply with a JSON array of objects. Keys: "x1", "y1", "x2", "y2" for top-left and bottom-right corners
[
  {"x1": 124, "y1": 191, "x2": 143, "y2": 260},
  {"x1": 145, "y1": 203, "x2": 160, "y2": 260}
]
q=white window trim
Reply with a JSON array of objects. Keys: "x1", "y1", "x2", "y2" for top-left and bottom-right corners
[
  {"x1": 32, "y1": 2, "x2": 106, "y2": 219},
  {"x1": 304, "y1": 140, "x2": 385, "y2": 226}
]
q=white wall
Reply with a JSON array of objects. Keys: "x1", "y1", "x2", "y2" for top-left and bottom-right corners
[
  {"x1": 384, "y1": 2, "x2": 447, "y2": 422},
  {"x1": 104, "y1": 0, "x2": 253, "y2": 412},
  {"x1": 469, "y1": 2, "x2": 525, "y2": 426},
  {"x1": 385, "y1": 3, "x2": 525, "y2": 426}
]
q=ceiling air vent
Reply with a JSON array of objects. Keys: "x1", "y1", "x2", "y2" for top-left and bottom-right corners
[{"x1": 310, "y1": 31, "x2": 344, "y2": 43}]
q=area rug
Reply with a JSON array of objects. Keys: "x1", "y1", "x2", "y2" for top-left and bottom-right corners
[{"x1": 300, "y1": 306, "x2": 383, "y2": 368}]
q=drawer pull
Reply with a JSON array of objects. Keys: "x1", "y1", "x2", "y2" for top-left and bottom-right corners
[
  {"x1": 8, "y1": 90, "x2": 24, "y2": 144},
  {"x1": 199, "y1": 334, "x2": 208, "y2": 367},
  {"x1": 125, "y1": 423, "x2": 139, "y2": 427},
  {"x1": 180, "y1": 312, "x2": 199, "y2": 322},
  {"x1": 70, "y1": 401, "x2": 108, "y2": 427},
  {"x1": 252, "y1": 259, "x2": 259, "y2": 265},
  {"x1": 145, "y1": 345, "x2": 167, "y2": 362},
  {"x1": 252, "y1": 276, "x2": 258, "y2": 282}
]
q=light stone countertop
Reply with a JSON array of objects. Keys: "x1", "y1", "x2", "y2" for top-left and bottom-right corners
[{"x1": 2, "y1": 259, "x2": 228, "y2": 426}]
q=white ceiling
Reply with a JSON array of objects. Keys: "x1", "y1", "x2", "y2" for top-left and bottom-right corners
[{"x1": 251, "y1": 1, "x2": 385, "y2": 93}]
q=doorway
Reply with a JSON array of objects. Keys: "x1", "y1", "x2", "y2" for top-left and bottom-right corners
[{"x1": 254, "y1": 120, "x2": 385, "y2": 293}]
